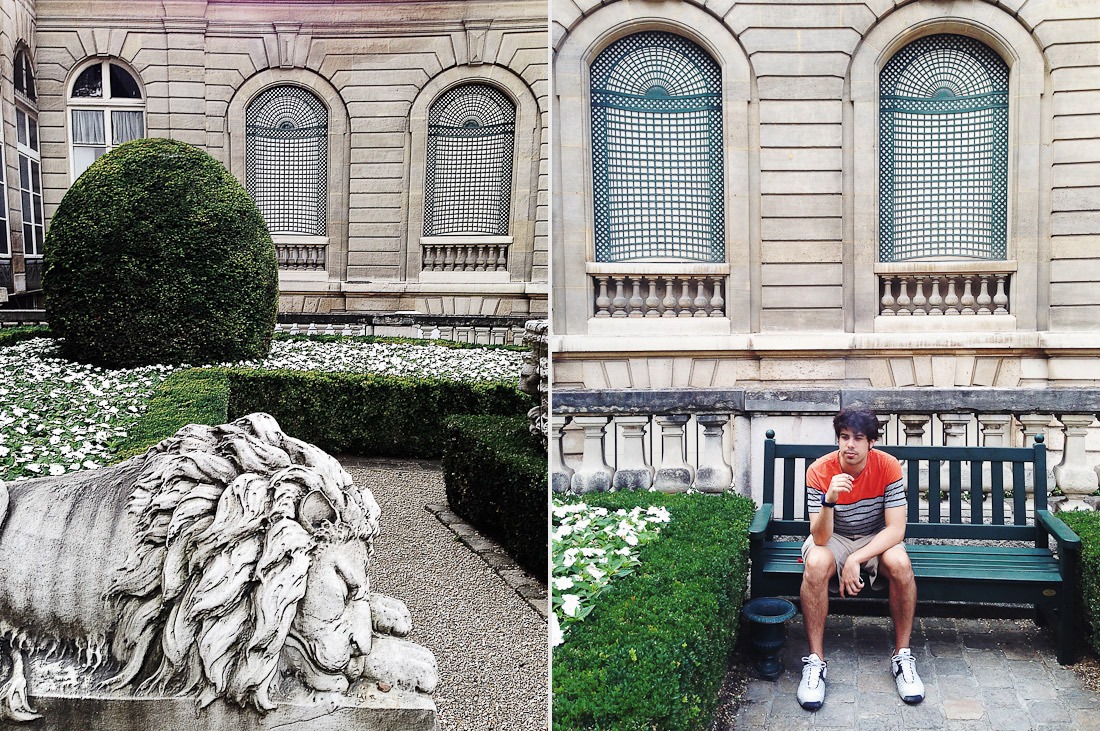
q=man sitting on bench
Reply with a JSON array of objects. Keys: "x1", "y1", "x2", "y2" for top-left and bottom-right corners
[{"x1": 797, "y1": 408, "x2": 925, "y2": 711}]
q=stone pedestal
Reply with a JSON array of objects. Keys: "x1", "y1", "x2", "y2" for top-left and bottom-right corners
[{"x1": 0, "y1": 687, "x2": 438, "y2": 731}]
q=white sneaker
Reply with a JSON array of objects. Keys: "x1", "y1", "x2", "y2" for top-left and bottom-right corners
[
  {"x1": 797, "y1": 653, "x2": 827, "y2": 711},
  {"x1": 891, "y1": 648, "x2": 925, "y2": 704}
]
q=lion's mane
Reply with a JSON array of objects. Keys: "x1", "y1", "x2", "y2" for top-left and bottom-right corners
[{"x1": 103, "y1": 413, "x2": 380, "y2": 711}]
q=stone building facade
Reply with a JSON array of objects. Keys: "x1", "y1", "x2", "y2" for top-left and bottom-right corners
[
  {"x1": 553, "y1": 0, "x2": 1100, "y2": 389},
  {"x1": 551, "y1": 0, "x2": 1100, "y2": 497},
  {"x1": 0, "y1": 0, "x2": 548, "y2": 318}
]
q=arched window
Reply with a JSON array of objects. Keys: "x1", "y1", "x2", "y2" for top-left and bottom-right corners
[
  {"x1": 590, "y1": 32, "x2": 724, "y2": 263},
  {"x1": 15, "y1": 49, "x2": 42, "y2": 263},
  {"x1": 879, "y1": 34, "x2": 1009, "y2": 262},
  {"x1": 245, "y1": 86, "x2": 328, "y2": 236},
  {"x1": 68, "y1": 59, "x2": 145, "y2": 180},
  {"x1": 424, "y1": 84, "x2": 515, "y2": 237}
]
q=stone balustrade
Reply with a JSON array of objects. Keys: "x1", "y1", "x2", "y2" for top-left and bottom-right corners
[
  {"x1": 591, "y1": 274, "x2": 726, "y2": 318},
  {"x1": 422, "y1": 242, "x2": 509, "y2": 272},
  {"x1": 875, "y1": 263, "x2": 1016, "y2": 317},
  {"x1": 276, "y1": 242, "x2": 327, "y2": 271},
  {"x1": 552, "y1": 388, "x2": 1100, "y2": 511}
]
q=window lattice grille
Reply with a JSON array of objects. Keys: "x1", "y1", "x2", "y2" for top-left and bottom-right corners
[
  {"x1": 424, "y1": 84, "x2": 515, "y2": 236},
  {"x1": 879, "y1": 34, "x2": 1009, "y2": 262},
  {"x1": 246, "y1": 86, "x2": 328, "y2": 236},
  {"x1": 591, "y1": 31, "x2": 724, "y2": 263}
]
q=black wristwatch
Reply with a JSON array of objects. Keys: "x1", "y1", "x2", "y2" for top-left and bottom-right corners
[{"x1": 820, "y1": 494, "x2": 837, "y2": 508}]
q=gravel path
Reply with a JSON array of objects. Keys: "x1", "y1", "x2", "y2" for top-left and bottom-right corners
[{"x1": 348, "y1": 460, "x2": 548, "y2": 731}]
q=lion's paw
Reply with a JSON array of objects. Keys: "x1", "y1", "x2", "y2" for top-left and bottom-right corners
[
  {"x1": 368, "y1": 593, "x2": 412, "y2": 637},
  {"x1": 354, "y1": 637, "x2": 438, "y2": 694}
]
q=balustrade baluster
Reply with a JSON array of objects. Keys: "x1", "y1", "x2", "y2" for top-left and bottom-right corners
[
  {"x1": 993, "y1": 274, "x2": 1009, "y2": 314},
  {"x1": 662, "y1": 278, "x2": 677, "y2": 317},
  {"x1": 911, "y1": 275, "x2": 927, "y2": 315},
  {"x1": 899, "y1": 414, "x2": 930, "y2": 445},
  {"x1": 928, "y1": 276, "x2": 943, "y2": 315},
  {"x1": 570, "y1": 416, "x2": 614, "y2": 494},
  {"x1": 654, "y1": 415, "x2": 693, "y2": 492},
  {"x1": 496, "y1": 245, "x2": 508, "y2": 271},
  {"x1": 976, "y1": 275, "x2": 993, "y2": 315},
  {"x1": 709, "y1": 278, "x2": 725, "y2": 317},
  {"x1": 1018, "y1": 413, "x2": 1052, "y2": 495},
  {"x1": 944, "y1": 276, "x2": 960, "y2": 315},
  {"x1": 628, "y1": 278, "x2": 644, "y2": 318},
  {"x1": 695, "y1": 414, "x2": 733, "y2": 492},
  {"x1": 475, "y1": 245, "x2": 488, "y2": 271},
  {"x1": 614, "y1": 416, "x2": 654, "y2": 491},
  {"x1": 960, "y1": 277, "x2": 976, "y2": 315},
  {"x1": 611, "y1": 278, "x2": 628, "y2": 317},
  {"x1": 594, "y1": 278, "x2": 611, "y2": 318},
  {"x1": 1053, "y1": 414, "x2": 1099, "y2": 501},
  {"x1": 678, "y1": 280, "x2": 693, "y2": 318},
  {"x1": 443, "y1": 246, "x2": 455, "y2": 271},
  {"x1": 693, "y1": 280, "x2": 709, "y2": 318},
  {"x1": 645, "y1": 279, "x2": 660, "y2": 317},
  {"x1": 880, "y1": 276, "x2": 896, "y2": 315},
  {"x1": 896, "y1": 277, "x2": 912, "y2": 316}
]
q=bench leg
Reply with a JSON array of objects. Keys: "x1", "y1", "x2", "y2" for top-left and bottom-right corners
[{"x1": 1058, "y1": 589, "x2": 1076, "y2": 665}]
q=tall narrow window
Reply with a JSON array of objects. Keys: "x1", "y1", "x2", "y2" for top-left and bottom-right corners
[
  {"x1": 245, "y1": 86, "x2": 328, "y2": 236},
  {"x1": 68, "y1": 60, "x2": 145, "y2": 180},
  {"x1": 14, "y1": 49, "x2": 35, "y2": 102},
  {"x1": 424, "y1": 84, "x2": 515, "y2": 236},
  {"x1": 16, "y1": 108, "x2": 44, "y2": 260},
  {"x1": 590, "y1": 32, "x2": 724, "y2": 263},
  {"x1": 879, "y1": 34, "x2": 1009, "y2": 261}
]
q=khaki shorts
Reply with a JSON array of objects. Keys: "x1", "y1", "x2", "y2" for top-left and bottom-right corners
[{"x1": 801, "y1": 533, "x2": 893, "y2": 593}]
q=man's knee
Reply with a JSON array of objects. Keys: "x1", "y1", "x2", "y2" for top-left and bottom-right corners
[
  {"x1": 802, "y1": 546, "x2": 836, "y2": 584},
  {"x1": 880, "y1": 545, "x2": 913, "y2": 581}
]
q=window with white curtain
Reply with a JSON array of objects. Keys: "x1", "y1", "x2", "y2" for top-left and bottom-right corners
[
  {"x1": 68, "y1": 60, "x2": 145, "y2": 180},
  {"x1": 16, "y1": 108, "x2": 43, "y2": 258}
]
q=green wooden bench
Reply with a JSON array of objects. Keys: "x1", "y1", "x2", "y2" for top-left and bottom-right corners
[{"x1": 749, "y1": 430, "x2": 1082, "y2": 664}]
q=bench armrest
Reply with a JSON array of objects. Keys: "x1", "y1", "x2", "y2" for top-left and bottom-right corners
[
  {"x1": 750, "y1": 504, "x2": 774, "y2": 542},
  {"x1": 1036, "y1": 509, "x2": 1082, "y2": 553}
]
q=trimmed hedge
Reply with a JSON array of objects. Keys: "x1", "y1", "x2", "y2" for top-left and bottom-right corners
[
  {"x1": 0, "y1": 326, "x2": 50, "y2": 347},
  {"x1": 442, "y1": 414, "x2": 547, "y2": 577},
  {"x1": 552, "y1": 492, "x2": 755, "y2": 731},
  {"x1": 1053, "y1": 510, "x2": 1100, "y2": 657},
  {"x1": 224, "y1": 369, "x2": 532, "y2": 458},
  {"x1": 111, "y1": 368, "x2": 230, "y2": 460},
  {"x1": 44, "y1": 138, "x2": 278, "y2": 368}
]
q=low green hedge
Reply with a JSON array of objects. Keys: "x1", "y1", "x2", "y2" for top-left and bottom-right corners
[
  {"x1": 552, "y1": 491, "x2": 755, "y2": 731},
  {"x1": 111, "y1": 368, "x2": 230, "y2": 459},
  {"x1": 0, "y1": 325, "x2": 50, "y2": 346},
  {"x1": 224, "y1": 369, "x2": 531, "y2": 458},
  {"x1": 1053, "y1": 510, "x2": 1100, "y2": 657},
  {"x1": 442, "y1": 414, "x2": 546, "y2": 577}
]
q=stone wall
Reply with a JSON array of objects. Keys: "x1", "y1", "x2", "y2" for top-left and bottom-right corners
[
  {"x1": 552, "y1": 0, "x2": 1100, "y2": 389},
  {"x1": 13, "y1": 0, "x2": 548, "y2": 316}
]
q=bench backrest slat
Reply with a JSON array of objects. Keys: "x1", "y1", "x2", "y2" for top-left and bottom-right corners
[{"x1": 762, "y1": 438, "x2": 1047, "y2": 537}]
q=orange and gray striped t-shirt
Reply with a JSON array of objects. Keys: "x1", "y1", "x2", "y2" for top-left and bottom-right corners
[{"x1": 806, "y1": 449, "x2": 906, "y2": 539}]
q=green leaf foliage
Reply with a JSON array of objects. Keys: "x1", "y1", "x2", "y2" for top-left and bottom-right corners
[
  {"x1": 1053, "y1": 510, "x2": 1100, "y2": 656},
  {"x1": 442, "y1": 414, "x2": 547, "y2": 577},
  {"x1": 224, "y1": 369, "x2": 533, "y2": 458},
  {"x1": 0, "y1": 326, "x2": 50, "y2": 347},
  {"x1": 552, "y1": 492, "x2": 755, "y2": 731},
  {"x1": 110, "y1": 368, "x2": 230, "y2": 460},
  {"x1": 44, "y1": 138, "x2": 278, "y2": 368}
]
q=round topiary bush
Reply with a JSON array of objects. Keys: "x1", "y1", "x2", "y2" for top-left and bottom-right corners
[{"x1": 44, "y1": 138, "x2": 278, "y2": 368}]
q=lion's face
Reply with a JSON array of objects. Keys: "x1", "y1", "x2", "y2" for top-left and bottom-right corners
[{"x1": 284, "y1": 537, "x2": 374, "y2": 693}]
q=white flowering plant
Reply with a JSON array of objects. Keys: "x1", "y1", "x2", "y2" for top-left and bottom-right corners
[
  {"x1": 551, "y1": 500, "x2": 672, "y2": 646},
  {"x1": 0, "y1": 336, "x2": 524, "y2": 482}
]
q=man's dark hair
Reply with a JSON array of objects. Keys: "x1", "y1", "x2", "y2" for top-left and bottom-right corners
[{"x1": 833, "y1": 408, "x2": 881, "y2": 442}]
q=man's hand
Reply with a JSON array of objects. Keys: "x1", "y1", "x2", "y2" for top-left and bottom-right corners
[
  {"x1": 839, "y1": 556, "x2": 863, "y2": 597},
  {"x1": 826, "y1": 473, "x2": 854, "y2": 504}
]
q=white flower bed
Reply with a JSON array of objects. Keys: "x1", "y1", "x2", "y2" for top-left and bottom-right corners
[
  {"x1": 0, "y1": 336, "x2": 524, "y2": 482},
  {"x1": 550, "y1": 500, "x2": 672, "y2": 647}
]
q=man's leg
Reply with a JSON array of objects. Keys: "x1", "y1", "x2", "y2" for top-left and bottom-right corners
[
  {"x1": 879, "y1": 544, "x2": 916, "y2": 651},
  {"x1": 801, "y1": 545, "x2": 838, "y2": 658}
]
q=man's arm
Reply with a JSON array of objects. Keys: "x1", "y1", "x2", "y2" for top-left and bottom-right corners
[
  {"x1": 809, "y1": 472, "x2": 855, "y2": 546},
  {"x1": 838, "y1": 504, "x2": 907, "y2": 597}
]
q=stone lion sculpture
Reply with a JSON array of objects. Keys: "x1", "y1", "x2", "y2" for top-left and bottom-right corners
[{"x1": 0, "y1": 413, "x2": 437, "y2": 721}]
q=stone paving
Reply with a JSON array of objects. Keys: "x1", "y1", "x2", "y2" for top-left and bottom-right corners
[{"x1": 735, "y1": 613, "x2": 1100, "y2": 730}]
